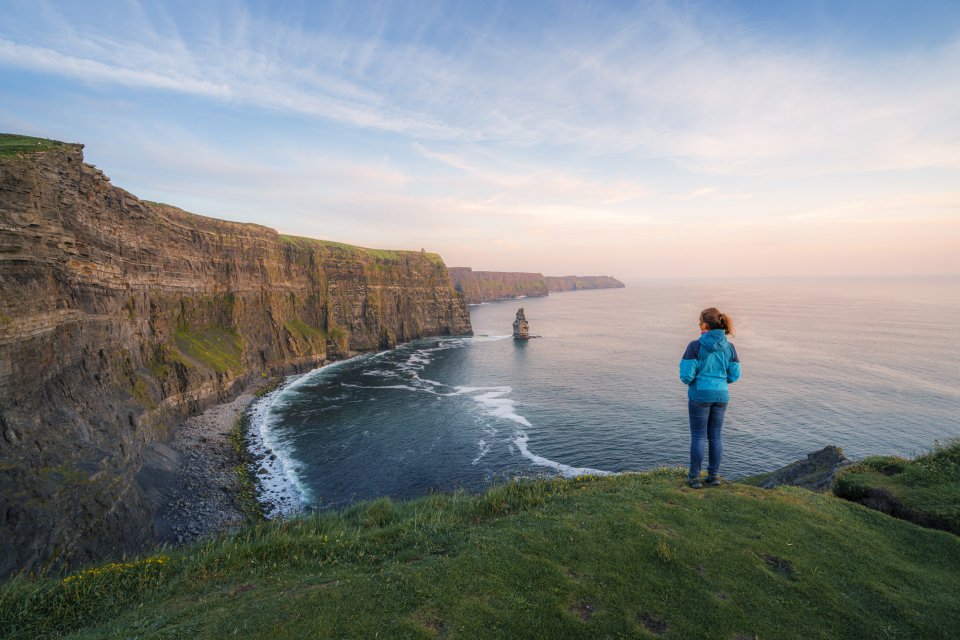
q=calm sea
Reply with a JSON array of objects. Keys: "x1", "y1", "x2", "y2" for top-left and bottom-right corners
[{"x1": 249, "y1": 277, "x2": 960, "y2": 516}]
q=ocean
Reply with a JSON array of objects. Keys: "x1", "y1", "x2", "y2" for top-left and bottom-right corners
[{"x1": 249, "y1": 276, "x2": 960, "y2": 516}]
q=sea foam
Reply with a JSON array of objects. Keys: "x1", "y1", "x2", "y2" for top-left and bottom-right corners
[{"x1": 248, "y1": 352, "x2": 380, "y2": 517}]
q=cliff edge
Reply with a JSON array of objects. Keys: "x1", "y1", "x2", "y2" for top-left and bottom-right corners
[
  {"x1": 447, "y1": 267, "x2": 549, "y2": 304},
  {"x1": 0, "y1": 134, "x2": 471, "y2": 575}
]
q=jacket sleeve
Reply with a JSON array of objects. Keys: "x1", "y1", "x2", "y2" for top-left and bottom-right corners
[
  {"x1": 727, "y1": 344, "x2": 741, "y2": 383},
  {"x1": 679, "y1": 341, "x2": 699, "y2": 385}
]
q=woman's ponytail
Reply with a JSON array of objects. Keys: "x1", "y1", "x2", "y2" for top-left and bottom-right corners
[
  {"x1": 719, "y1": 313, "x2": 734, "y2": 336},
  {"x1": 700, "y1": 308, "x2": 734, "y2": 336}
]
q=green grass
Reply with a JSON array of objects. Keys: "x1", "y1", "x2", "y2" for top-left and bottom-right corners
[
  {"x1": 0, "y1": 134, "x2": 72, "y2": 157},
  {"x1": 282, "y1": 318, "x2": 325, "y2": 347},
  {"x1": 833, "y1": 440, "x2": 960, "y2": 535},
  {"x1": 278, "y1": 234, "x2": 446, "y2": 265},
  {"x1": 172, "y1": 327, "x2": 244, "y2": 373},
  {"x1": 2, "y1": 469, "x2": 958, "y2": 639}
]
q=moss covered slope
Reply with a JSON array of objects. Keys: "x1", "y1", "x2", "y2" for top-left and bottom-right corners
[{"x1": 3, "y1": 470, "x2": 958, "y2": 639}]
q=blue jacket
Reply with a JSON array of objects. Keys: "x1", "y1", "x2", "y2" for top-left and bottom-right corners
[{"x1": 679, "y1": 329, "x2": 741, "y2": 403}]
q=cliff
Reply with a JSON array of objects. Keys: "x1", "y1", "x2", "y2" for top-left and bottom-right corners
[
  {"x1": 545, "y1": 275, "x2": 625, "y2": 292},
  {"x1": 0, "y1": 134, "x2": 472, "y2": 576},
  {"x1": 447, "y1": 267, "x2": 548, "y2": 304}
]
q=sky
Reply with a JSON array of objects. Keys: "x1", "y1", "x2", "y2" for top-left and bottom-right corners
[{"x1": 1, "y1": 0, "x2": 958, "y2": 279}]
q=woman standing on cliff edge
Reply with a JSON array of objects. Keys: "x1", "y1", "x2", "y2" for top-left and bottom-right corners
[{"x1": 679, "y1": 308, "x2": 741, "y2": 488}]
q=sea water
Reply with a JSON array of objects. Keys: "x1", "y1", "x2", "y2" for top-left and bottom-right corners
[{"x1": 250, "y1": 276, "x2": 960, "y2": 516}]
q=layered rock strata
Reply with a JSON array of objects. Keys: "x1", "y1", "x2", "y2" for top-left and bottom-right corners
[
  {"x1": 0, "y1": 139, "x2": 471, "y2": 576},
  {"x1": 447, "y1": 268, "x2": 626, "y2": 304},
  {"x1": 545, "y1": 275, "x2": 625, "y2": 292},
  {"x1": 447, "y1": 267, "x2": 548, "y2": 304}
]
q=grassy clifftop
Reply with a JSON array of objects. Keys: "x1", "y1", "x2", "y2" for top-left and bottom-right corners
[
  {"x1": 278, "y1": 234, "x2": 446, "y2": 266},
  {"x1": 0, "y1": 133, "x2": 76, "y2": 157},
  {"x1": 3, "y1": 469, "x2": 958, "y2": 639}
]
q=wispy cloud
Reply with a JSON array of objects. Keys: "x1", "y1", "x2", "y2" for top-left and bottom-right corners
[
  {"x1": 0, "y1": 38, "x2": 230, "y2": 96},
  {"x1": 4, "y1": 3, "x2": 958, "y2": 174},
  {"x1": 1, "y1": 1, "x2": 958, "y2": 277}
]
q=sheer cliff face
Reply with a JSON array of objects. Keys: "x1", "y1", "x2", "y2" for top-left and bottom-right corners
[
  {"x1": 447, "y1": 267, "x2": 549, "y2": 304},
  {"x1": 0, "y1": 144, "x2": 471, "y2": 576},
  {"x1": 544, "y1": 276, "x2": 625, "y2": 292}
]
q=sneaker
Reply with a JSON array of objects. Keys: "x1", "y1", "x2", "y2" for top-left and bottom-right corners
[
  {"x1": 688, "y1": 478, "x2": 703, "y2": 489},
  {"x1": 705, "y1": 476, "x2": 721, "y2": 486}
]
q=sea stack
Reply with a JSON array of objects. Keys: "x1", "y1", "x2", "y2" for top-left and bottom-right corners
[{"x1": 513, "y1": 308, "x2": 530, "y2": 339}]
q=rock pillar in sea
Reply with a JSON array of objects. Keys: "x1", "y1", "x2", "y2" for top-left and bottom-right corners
[{"x1": 513, "y1": 308, "x2": 530, "y2": 339}]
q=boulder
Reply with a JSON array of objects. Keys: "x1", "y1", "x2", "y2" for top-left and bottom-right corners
[{"x1": 757, "y1": 446, "x2": 852, "y2": 491}]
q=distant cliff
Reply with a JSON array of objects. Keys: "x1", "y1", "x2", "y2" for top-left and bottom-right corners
[
  {"x1": 545, "y1": 275, "x2": 625, "y2": 292},
  {"x1": 447, "y1": 267, "x2": 625, "y2": 303},
  {"x1": 0, "y1": 135, "x2": 471, "y2": 576},
  {"x1": 447, "y1": 267, "x2": 549, "y2": 304}
]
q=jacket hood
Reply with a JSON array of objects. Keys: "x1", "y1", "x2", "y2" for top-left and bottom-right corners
[{"x1": 699, "y1": 329, "x2": 729, "y2": 352}]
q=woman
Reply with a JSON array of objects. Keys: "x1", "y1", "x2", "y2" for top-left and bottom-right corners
[{"x1": 679, "y1": 308, "x2": 741, "y2": 488}]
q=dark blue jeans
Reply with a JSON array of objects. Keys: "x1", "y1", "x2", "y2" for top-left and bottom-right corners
[{"x1": 688, "y1": 400, "x2": 728, "y2": 481}]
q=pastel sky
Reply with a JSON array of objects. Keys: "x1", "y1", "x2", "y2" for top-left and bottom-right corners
[{"x1": 2, "y1": 0, "x2": 958, "y2": 278}]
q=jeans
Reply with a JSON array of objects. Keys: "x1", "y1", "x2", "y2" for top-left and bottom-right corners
[{"x1": 688, "y1": 400, "x2": 728, "y2": 481}]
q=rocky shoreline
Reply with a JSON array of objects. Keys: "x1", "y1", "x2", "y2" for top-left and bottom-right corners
[{"x1": 138, "y1": 391, "x2": 260, "y2": 547}]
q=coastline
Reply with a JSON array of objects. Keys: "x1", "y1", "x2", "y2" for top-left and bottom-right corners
[{"x1": 139, "y1": 390, "x2": 261, "y2": 547}]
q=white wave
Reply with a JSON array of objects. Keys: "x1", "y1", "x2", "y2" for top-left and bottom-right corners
[
  {"x1": 456, "y1": 385, "x2": 609, "y2": 478},
  {"x1": 362, "y1": 369, "x2": 398, "y2": 378},
  {"x1": 455, "y1": 386, "x2": 531, "y2": 427},
  {"x1": 468, "y1": 333, "x2": 513, "y2": 343},
  {"x1": 246, "y1": 352, "x2": 384, "y2": 518},
  {"x1": 247, "y1": 382, "x2": 310, "y2": 518},
  {"x1": 472, "y1": 439, "x2": 491, "y2": 465},
  {"x1": 513, "y1": 432, "x2": 611, "y2": 478},
  {"x1": 368, "y1": 383, "x2": 435, "y2": 393}
]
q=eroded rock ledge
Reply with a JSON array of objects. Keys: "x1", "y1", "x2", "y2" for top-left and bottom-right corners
[{"x1": 0, "y1": 139, "x2": 471, "y2": 575}]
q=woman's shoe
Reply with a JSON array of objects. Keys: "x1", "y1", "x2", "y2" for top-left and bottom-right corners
[
  {"x1": 705, "y1": 476, "x2": 721, "y2": 486},
  {"x1": 689, "y1": 478, "x2": 703, "y2": 489}
]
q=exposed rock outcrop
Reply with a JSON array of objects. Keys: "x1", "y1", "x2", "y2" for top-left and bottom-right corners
[
  {"x1": 512, "y1": 308, "x2": 529, "y2": 339},
  {"x1": 0, "y1": 138, "x2": 471, "y2": 576},
  {"x1": 545, "y1": 275, "x2": 625, "y2": 292},
  {"x1": 447, "y1": 267, "x2": 548, "y2": 304},
  {"x1": 752, "y1": 446, "x2": 852, "y2": 491}
]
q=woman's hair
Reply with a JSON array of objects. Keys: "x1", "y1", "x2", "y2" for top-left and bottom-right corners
[{"x1": 700, "y1": 307, "x2": 734, "y2": 336}]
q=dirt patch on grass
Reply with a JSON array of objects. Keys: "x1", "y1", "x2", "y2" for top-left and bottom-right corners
[
  {"x1": 230, "y1": 583, "x2": 257, "y2": 596},
  {"x1": 759, "y1": 553, "x2": 797, "y2": 581},
  {"x1": 638, "y1": 611, "x2": 667, "y2": 635},
  {"x1": 569, "y1": 601, "x2": 595, "y2": 621},
  {"x1": 414, "y1": 609, "x2": 444, "y2": 635}
]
